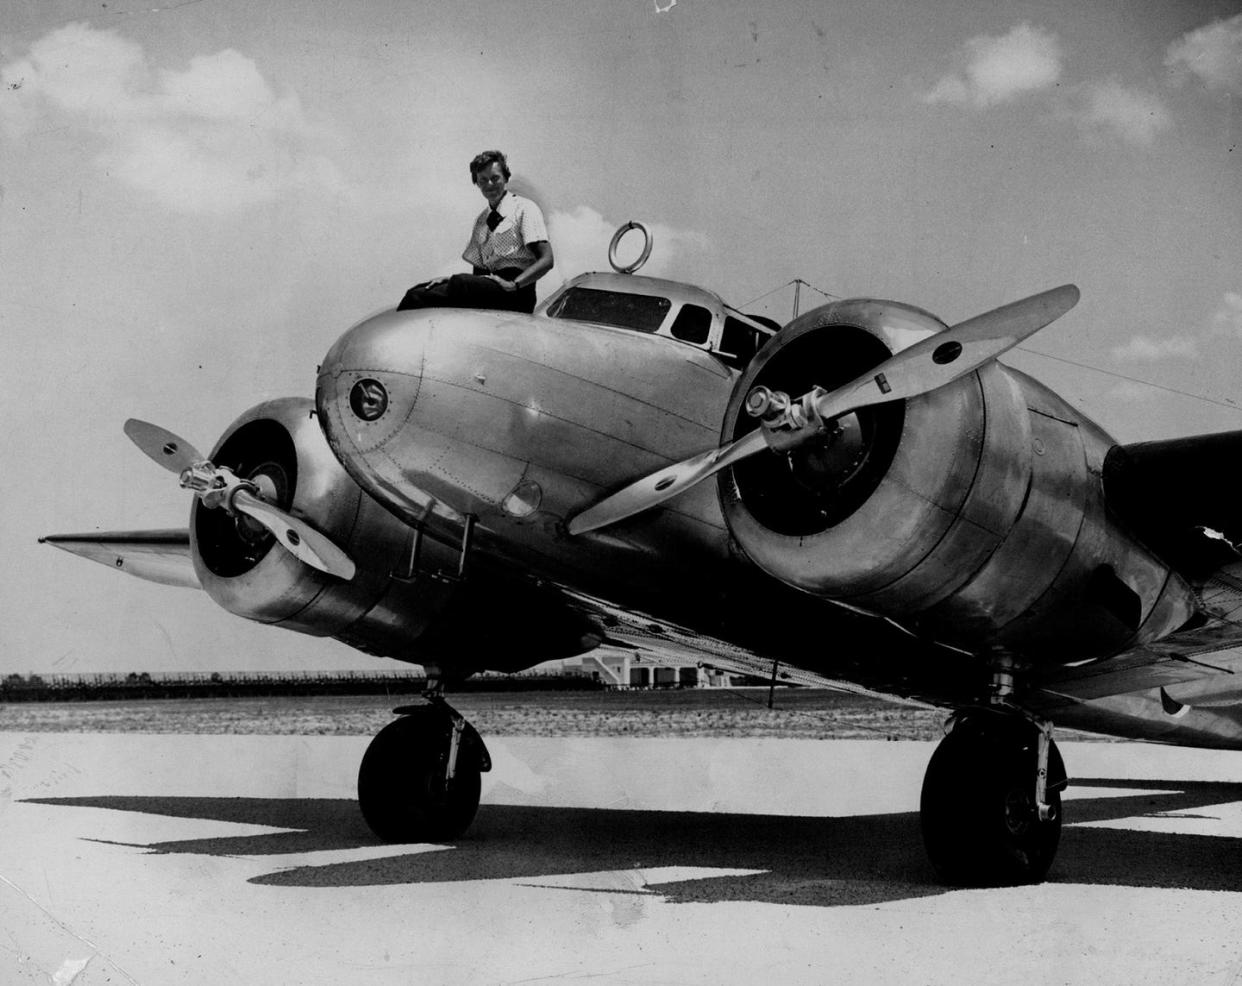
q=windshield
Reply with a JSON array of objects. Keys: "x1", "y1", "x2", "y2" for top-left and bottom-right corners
[{"x1": 545, "y1": 287, "x2": 671, "y2": 333}]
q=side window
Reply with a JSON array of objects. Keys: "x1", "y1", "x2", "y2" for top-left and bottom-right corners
[
  {"x1": 669, "y1": 304, "x2": 712, "y2": 345},
  {"x1": 718, "y1": 317, "x2": 764, "y2": 368}
]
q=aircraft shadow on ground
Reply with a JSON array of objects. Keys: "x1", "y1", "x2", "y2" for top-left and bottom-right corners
[{"x1": 25, "y1": 777, "x2": 1242, "y2": 907}]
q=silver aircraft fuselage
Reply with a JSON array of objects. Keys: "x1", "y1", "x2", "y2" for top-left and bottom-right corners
[
  {"x1": 316, "y1": 304, "x2": 739, "y2": 614},
  {"x1": 316, "y1": 278, "x2": 1197, "y2": 670}
]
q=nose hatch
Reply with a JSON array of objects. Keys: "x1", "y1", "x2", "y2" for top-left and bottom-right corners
[
  {"x1": 316, "y1": 306, "x2": 525, "y2": 530},
  {"x1": 316, "y1": 310, "x2": 431, "y2": 460}
]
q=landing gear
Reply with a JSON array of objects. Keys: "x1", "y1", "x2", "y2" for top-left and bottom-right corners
[
  {"x1": 920, "y1": 711, "x2": 1067, "y2": 886},
  {"x1": 358, "y1": 698, "x2": 490, "y2": 843}
]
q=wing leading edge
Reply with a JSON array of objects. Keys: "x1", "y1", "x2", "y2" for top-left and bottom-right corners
[{"x1": 40, "y1": 530, "x2": 199, "y2": 589}]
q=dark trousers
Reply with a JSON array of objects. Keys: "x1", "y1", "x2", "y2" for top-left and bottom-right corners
[{"x1": 397, "y1": 267, "x2": 537, "y2": 314}]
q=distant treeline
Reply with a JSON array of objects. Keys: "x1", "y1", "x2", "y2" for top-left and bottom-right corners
[{"x1": 1, "y1": 669, "x2": 605, "y2": 702}]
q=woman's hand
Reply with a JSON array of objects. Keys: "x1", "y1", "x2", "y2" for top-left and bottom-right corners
[{"x1": 487, "y1": 274, "x2": 518, "y2": 292}]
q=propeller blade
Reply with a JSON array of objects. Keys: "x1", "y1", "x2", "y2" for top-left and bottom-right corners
[
  {"x1": 568, "y1": 284, "x2": 1079, "y2": 536},
  {"x1": 232, "y1": 489, "x2": 357, "y2": 581},
  {"x1": 124, "y1": 418, "x2": 357, "y2": 580},
  {"x1": 812, "y1": 283, "x2": 1080, "y2": 422},
  {"x1": 567, "y1": 429, "x2": 767, "y2": 536},
  {"x1": 124, "y1": 419, "x2": 204, "y2": 474}
]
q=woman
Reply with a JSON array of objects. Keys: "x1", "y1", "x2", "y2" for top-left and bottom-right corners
[{"x1": 397, "y1": 150, "x2": 554, "y2": 314}]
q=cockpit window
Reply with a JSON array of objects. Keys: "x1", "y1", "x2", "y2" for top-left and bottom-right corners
[
  {"x1": 545, "y1": 287, "x2": 671, "y2": 333},
  {"x1": 670, "y1": 304, "x2": 712, "y2": 345},
  {"x1": 718, "y1": 316, "x2": 768, "y2": 368}
]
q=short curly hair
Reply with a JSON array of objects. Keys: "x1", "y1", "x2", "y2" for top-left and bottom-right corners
[{"x1": 469, "y1": 150, "x2": 510, "y2": 183}]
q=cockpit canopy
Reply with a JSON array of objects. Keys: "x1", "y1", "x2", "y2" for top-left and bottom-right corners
[{"x1": 538, "y1": 272, "x2": 778, "y2": 370}]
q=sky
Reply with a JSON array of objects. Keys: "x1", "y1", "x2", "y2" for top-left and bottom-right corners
[{"x1": 1, "y1": 0, "x2": 1240, "y2": 675}]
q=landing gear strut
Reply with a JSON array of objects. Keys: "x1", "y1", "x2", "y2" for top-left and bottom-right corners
[
  {"x1": 357, "y1": 690, "x2": 490, "y2": 843},
  {"x1": 920, "y1": 710, "x2": 1066, "y2": 886}
]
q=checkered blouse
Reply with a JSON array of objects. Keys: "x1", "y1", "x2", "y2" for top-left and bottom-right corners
[{"x1": 461, "y1": 192, "x2": 550, "y2": 273}]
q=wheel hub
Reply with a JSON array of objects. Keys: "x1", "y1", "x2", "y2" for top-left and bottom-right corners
[{"x1": 1003, "y1": 785, "x2": 1034, "y2": 837}]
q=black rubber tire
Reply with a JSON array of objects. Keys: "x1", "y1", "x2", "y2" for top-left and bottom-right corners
[
  {"x1": 920, "y1": 717, "x2": 1065, "y2": 886},
  {"x1": 358, "y1": 714, "x2": 482, "y2": 843}
]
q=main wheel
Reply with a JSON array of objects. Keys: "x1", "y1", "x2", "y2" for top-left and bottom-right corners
[
  {"x1": 358, "y1": 714, "x2": 482, "y2": 843},
  {"x1": 920, "y1": 716, "x2": 1065, "y2": 886}
]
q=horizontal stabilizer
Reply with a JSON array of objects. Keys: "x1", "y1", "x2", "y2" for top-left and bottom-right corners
[{"x1": 40, "y1": 529, "x2": 199, "y2": 589}]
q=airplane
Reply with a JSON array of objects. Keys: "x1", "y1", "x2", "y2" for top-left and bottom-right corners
[{"x1": 41, "y1": 220, "x2": 1242, "y2": 887}]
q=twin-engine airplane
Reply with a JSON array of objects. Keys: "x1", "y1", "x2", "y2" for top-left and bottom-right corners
[{"x1": 43, "y1": 222, "x2": 1242, "y2": 886}]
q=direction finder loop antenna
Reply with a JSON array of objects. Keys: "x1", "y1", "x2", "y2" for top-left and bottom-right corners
[{"x1": 609, "y1": 221, "x2": 653, "y2": 274}]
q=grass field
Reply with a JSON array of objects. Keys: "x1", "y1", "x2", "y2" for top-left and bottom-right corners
[
  {"x1": 0, "y1": 688, "x2": 964, "y2": 740},
  {"x1": 0, "y1": 689, "x2": 1119, "y2": 741}
]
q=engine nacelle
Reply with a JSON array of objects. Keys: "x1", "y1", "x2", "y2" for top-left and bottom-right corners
[
  {"x1": 193, "y1": 398, "x2": 597, "y2": 669},
  {"x1": 719, "y1": 300, "x2": 1198, "y2": 663},
  {"x1": 192, "y1": 398, "x2": 458, "y2": 657}
]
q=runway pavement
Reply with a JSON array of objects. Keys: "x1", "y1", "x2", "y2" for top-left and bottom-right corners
[{"x1": 2, "y1": 731, "x2": 1242, "y2": 985}]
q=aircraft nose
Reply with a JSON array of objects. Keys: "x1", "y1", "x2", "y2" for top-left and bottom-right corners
[{"x1": 315, "y1": 310, "x2": 430, "y2": 462}]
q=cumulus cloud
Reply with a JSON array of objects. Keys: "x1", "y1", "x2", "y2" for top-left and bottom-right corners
[
  {"x1": 1110, "y1": 333, "x2": 1199, "y2": 362},
  {"x1": 923, "y1": 23, "x2": 1176, "y2": 148},
  {"x1": 1107, "y1": 294, "x2": 1242, "y2": 370},
  {"x1": 547, "y1": 206, "x2": 712, "y2": 282},
  {"x1": 1209, "y1": 291, "x2": 1242, "y2": 338},
  {"x1": 0, "y1": 22, "x2": 343, "y2": 213},
  {"x1": 923, "y1": 23, "x2": 1064, "y2": 107},
  {"x1": 1165, "y1": 14, "x2": 1242, "y2": 96},
  {"x1": 1065, "y1": 80, "x2": 1172, "y2": 146}
]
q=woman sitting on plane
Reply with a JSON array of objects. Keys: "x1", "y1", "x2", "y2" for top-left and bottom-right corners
[{"x1": 397, "y1": 150, "x2": 555, "y2": 315}]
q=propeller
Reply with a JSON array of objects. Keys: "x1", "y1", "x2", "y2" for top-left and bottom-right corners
[
  {"x1": 123, "y1": 418, "x2": 357, "y2": 580},
  {"x1": 568, "y1": 284, "x2": 1080, "y2": 536}
]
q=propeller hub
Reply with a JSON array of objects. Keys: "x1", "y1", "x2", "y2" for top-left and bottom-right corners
[
  {"x1": 178, "y1": 461, "x2": 220, "y2": 494},
  {"x1": 127, "y1": 415, "x2": 354, "y2": 580},
  {"x1": 745, "y1": 385, "x2": 790, "y2": 422},
  {"x1": 722, "y1": 318, "x2": 905, "y2": 537},
  {"x1": 234, "y1": 471, "x2": 280, "y2": 542},
  {"x1": 785, "y1": 412, "x2": 869, "y2": 492}
]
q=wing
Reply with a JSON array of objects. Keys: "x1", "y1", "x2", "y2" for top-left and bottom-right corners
[
  {"x1": 1024, "y1": 558, "x2": 1242, "y2": 748},
  {"x1": 557, "y1": 585, "x2": 969, "y2": 710},
  {"x1": 559, "y1": 546, "x2": 1242, "y2": 748},
  {"x1": 39, "y1": 530, "x2": 200, "y2": 589},
  {"x1": 1020, "y1": 431, "x2": 1242, "y2": 747},
  {"x1": 1102, "y1": 428, "x2": 1242, "y2": 579},
  {"x1": 577, "y1": 583, "x2": 1242, "y2": 747}
]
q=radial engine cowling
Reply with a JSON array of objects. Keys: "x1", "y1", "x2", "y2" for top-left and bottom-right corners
[
  {"x1": 718, "y1": 300, "x2": 1198, "y2": 663},
  {"x1": 192, "y1": 398, "x2": 597, "y2": 670},
  {"x1": 191, "y1": 397, "x2": 456, "y2": 658}
]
